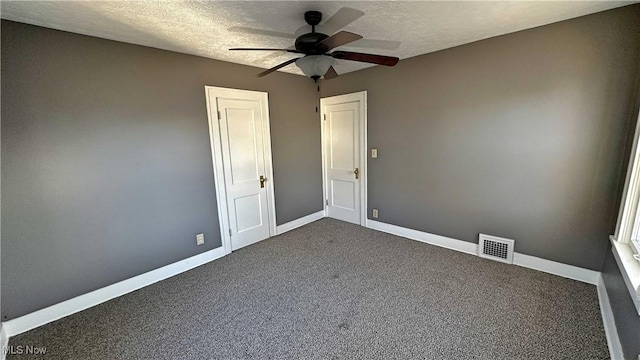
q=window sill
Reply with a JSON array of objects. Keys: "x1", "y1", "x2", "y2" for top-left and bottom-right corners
[{"x1": 610, "y1": 236, "x2": 640, "y2": 315}]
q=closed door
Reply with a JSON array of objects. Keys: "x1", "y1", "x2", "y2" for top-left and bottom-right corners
[
  {"x1": 322, "y1": 93, "x2": 365, "y2": 225},
  {"x1": 207, "y1": 87, "x2": 276, "y2": 252}
]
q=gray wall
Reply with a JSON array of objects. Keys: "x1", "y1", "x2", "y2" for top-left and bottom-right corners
[
  {"x1": 322, "y1": 5, "x2": 640, "y2": 271},
  {"x1": 602, "y1": 249, "x2": 640, "y2": 359},
  {"x1": 1, "y1": 20, "x2": 323, "y2": 320}
]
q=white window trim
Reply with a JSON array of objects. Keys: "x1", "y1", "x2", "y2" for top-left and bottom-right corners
[
  {"x1": 631, "y1": 238, "x2": 640, "y2": 254},
  {"x1": 612, "y1": 108, "x2": 640, "y2": 315}
]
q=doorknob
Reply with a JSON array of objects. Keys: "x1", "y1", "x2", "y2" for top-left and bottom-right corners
[
  {"x1": 260, "y1": 175, "x2": 266, "y2": 188},
  {"x1": 354, "y1": 168, "x2": 359, "y2": 180}
]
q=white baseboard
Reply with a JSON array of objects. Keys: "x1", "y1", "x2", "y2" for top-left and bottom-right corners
[
  {"x1": 1, "y1": 246, "x2": 226, "y2": 338},
  {"x1": 366, "y1": 219, "x2": 478, "y2": 255},
  {"x1": 276, "y1": 210, "x2": 325, "y2": 235},
  {"x1": 366, "y1": 219, "x2": 599, "y2": 284},
  {"x1": 1, "y1": 324, "x2": 7, "y2": 360},
  {"x1": 513, "y1": 252, "x2": 600, "y2": 285},
  {"x1": 597, "y1": 274, "x2": 624, "y2": 360}
]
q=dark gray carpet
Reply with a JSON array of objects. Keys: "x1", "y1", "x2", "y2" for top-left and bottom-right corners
[{"x1": 8, "y1": 219, "x2": 608, "y2": 359}]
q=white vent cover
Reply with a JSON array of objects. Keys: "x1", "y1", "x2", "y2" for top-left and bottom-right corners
[{"x1": 478, "y1": 234, "x2": 515, "y2": 264}]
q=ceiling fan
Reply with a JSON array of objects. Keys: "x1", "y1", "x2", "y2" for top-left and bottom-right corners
[{"x1": 230, "y1": 10, "x2": 399, "y2": 81}]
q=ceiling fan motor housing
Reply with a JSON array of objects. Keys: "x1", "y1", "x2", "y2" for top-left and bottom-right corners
[{"x1": 295, "y1": 33, "x2": 329, "y2": 54}]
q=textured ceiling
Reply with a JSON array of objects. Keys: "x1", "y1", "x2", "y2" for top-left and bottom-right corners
[{"x1": 1, "y1": 1, "x2": 635, "y2": 77}]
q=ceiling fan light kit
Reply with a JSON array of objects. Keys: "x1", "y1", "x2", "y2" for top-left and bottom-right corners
[
  {"x1": 296, "y1": 55, "x2": 335, "y2": 81},
  {"x1": 230, "y1": 9, "x2": 399, "y2": 81}
]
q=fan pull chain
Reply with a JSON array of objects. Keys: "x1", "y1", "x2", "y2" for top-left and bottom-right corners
[{"x1": 316, "y1": 84, "x2": 320, "y2": 113}]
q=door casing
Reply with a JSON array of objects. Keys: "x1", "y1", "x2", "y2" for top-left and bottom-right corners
[
  {"x1": 205, "y1": 86, "x2": 277, "y2": 254},
  {"x1": 320, "y1": 91, "x2": 368, "y2": 225}
]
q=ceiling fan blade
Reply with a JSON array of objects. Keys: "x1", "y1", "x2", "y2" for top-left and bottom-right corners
[
  {"x1": 330, "y1": 51, "x2": 399, "y2": 66},
  {"x1": 324, "y1": 66, "x2": 339, "y2": 80},
  {"x1": 257, "y1": 57, "x2": 299, "y2": 77},
  {"x1": 256, "y1": 49, "x2": 299, "y2": 64},
  {"x1": 230, "y1": 48, "x2": 302, "y2": 54},
  {"x1": 346, "y1": 39, "x2": 401, "y2": 51},
  {"x1": 320, "y1": 7, "x2": 365, "y2": 35},
  {"x1": 228, "y1": 27, "x2": 296, "y2": 39},
  {"x1": 318, "y1": 31, "x2": 363, "y2": 51}
]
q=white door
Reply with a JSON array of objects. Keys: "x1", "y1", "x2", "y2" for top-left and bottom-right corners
[
  {"x1": 206, "y1": 87, "x2": 276, "y2": 252},
  {"x1": 321, "y1": 92, "x2": 366, "y2": 225}
]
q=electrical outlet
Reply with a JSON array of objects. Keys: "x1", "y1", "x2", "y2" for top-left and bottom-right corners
[
  {"x1": 196, "y1": 233, "x2": 205, "y2": 245},
  {"x1": 371, "y1": 148, "x2": 378, "y2": 158},
  {"x1": 372, "y1": 209, "x2": 379, "y2": 218}
]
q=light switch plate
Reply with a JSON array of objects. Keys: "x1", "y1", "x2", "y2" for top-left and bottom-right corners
[
  {"x1": 371, "y1": 148, "x2": 378, "y2": 158},
  {"x1": 196, "y1": 233, "x2": 205, "y2": 245}
]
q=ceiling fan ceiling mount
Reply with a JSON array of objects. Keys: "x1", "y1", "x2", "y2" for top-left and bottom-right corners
[{"x1": 304, "y1": 11, "x2": 323, "y2": 27}]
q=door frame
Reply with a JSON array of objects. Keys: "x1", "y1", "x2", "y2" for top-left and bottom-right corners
[
  {"x1": 320, "y1": 91, "x2": 368, "y2": 226},
  {"x1": 204, "y1": 86, "x2": 277, "y2": 254}
]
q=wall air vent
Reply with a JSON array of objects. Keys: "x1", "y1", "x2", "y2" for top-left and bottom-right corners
[{"x1": 478, "y1": 234, "x2": 515, "y2": 264}]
